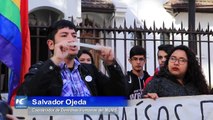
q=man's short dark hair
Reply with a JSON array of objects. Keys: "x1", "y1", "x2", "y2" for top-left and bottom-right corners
[
  {"x1": 158, "y1": 44, "x2": 174, "y2": 54},
  {"x1": 129, "y1": 46, "x2": 146, "y2": 58},
  {"x1": 48, "y1": 20, "x2": 77, "y2": 40}
]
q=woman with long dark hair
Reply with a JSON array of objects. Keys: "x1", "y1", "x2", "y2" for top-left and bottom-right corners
[
  {"x1": 77, "y1": 49, "x2": 94, "y2": 64},
  {"x1": 143, "y1": 45, "x2": 209, "y2": 99}
]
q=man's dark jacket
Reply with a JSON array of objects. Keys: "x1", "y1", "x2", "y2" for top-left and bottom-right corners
[
  {"x1": 17, "y1": 59, "x2": 127, "y2": 96},
  {"x1": 125, "y1": 71, "x2": 150, "y2": 99}
]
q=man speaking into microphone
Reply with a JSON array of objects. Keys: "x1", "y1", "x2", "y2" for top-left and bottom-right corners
[{"x1": 17, "y1": 20, "x2": 127, "y2": 97}]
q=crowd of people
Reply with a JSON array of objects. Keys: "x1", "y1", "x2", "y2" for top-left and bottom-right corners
[
  {"x1": 1, "y1": 20, "x2": 213, "y2": 119},
  {"x1": 1, "y1": 19, "x2": 212, "y2": 99},
  {"x1": 16, "y1": 19, "x2": 212, "y2": 99}
]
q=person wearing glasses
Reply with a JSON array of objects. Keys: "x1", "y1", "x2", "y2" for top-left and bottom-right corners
[
  {"x1": 143, "y1": 45, "x2": 209, "y2": 99},
  {"x1": 126, "y1": 46, "x2": 150, "y2": 99}
]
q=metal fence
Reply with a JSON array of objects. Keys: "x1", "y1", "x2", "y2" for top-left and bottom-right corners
[
  {"x1": 0, "y1": 20, "x2": 213, "y2": 93},
  {"x1": 77, "y1": 20, "x2": 213, "y2": 89}
]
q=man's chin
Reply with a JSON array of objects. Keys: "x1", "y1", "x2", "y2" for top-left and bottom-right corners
[
  {"x1": 135, "y1": 67, "x2": 142, "y2": 70},
  {"x1": 160, "y1": 63, "x2": 165, "y2": 67},
  {"x1": 135, "y1": 69, "x2": 142, "y2": 72},
  {"x1": 66, "y1": 54, "x2": 77, "y2": 60}
]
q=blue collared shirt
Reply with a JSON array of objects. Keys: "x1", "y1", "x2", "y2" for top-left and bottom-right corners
[{"x1": 60, "y1": 59, "x2": 91, "y2": 96}]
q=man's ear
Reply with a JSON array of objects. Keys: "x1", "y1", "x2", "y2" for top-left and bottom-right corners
[{"x1": 47, "y1": 39, "x2": 54, "y2": 50}]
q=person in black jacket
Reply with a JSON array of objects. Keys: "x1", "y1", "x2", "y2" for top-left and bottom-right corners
[
  {"x1": 126, "y1": 46, "x2": 150, "y2": 99},
  {"x1": 17, "y1": 20, "x2": 127, "y2": 97}
]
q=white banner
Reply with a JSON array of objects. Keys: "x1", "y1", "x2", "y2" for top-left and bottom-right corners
[{"x1": 13, "y1": 95, "x2": 213, "y2": 120}]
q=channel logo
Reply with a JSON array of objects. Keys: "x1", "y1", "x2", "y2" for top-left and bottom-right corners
[{"x1": 15, "y1": 96, "x2": 28, "y2": 109}]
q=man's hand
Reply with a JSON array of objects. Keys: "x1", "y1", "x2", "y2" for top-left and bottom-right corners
[
  {"x1": 6, "y1": 114, "x2": 18, "y2": 120},
  {"x1": 143, "y1": 93, "x2": 159, "y2": 100},
  {"x1": 50, "y1": 40, "x2": 73, "y2": 65},
  {"x1": 98, "y1": 46, "x2": 114, "y2": 65}
]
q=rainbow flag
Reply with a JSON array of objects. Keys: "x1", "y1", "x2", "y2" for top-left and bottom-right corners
[{"x1": 0, "y1": 0, "x2": 31, "y2": 104}]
